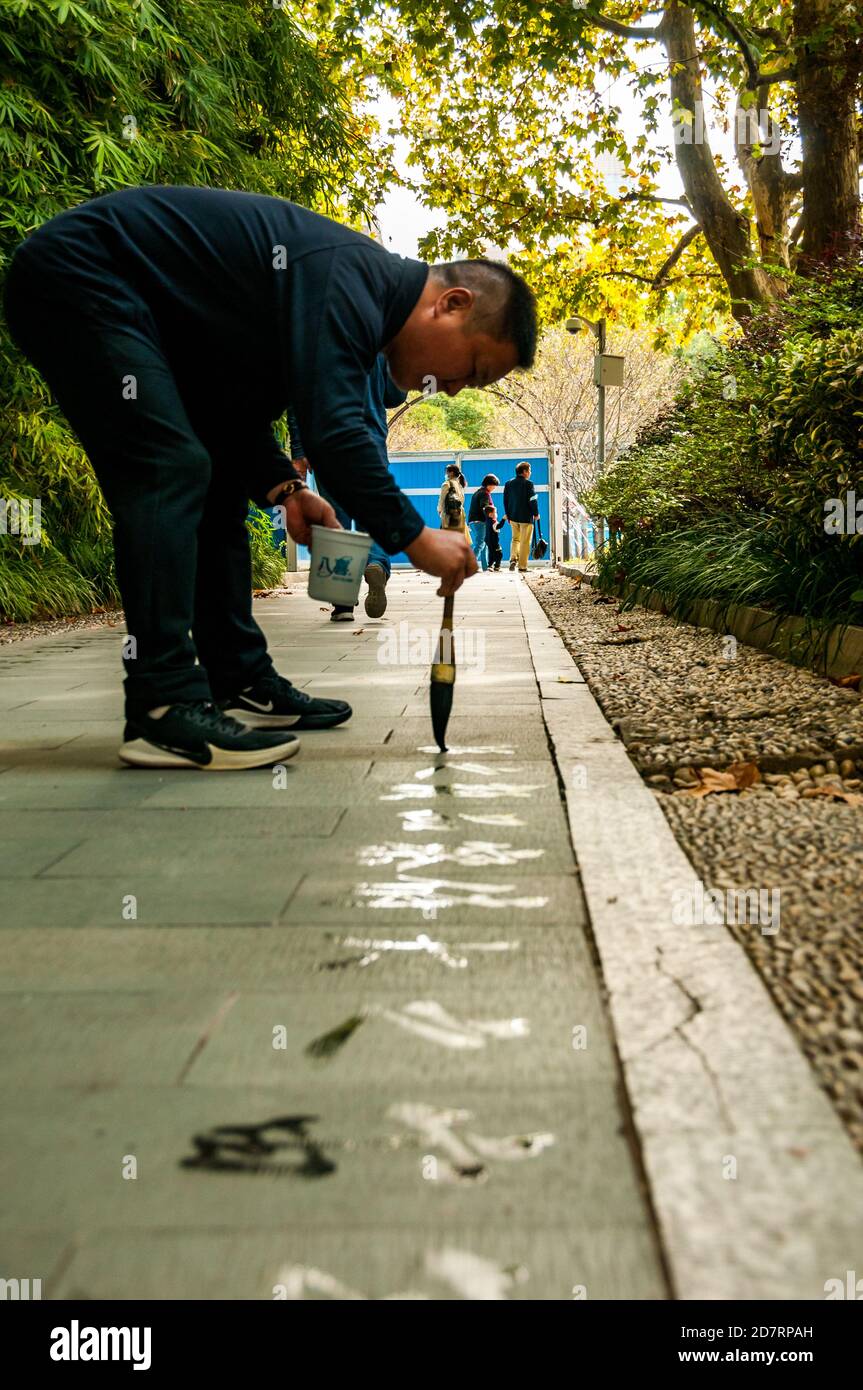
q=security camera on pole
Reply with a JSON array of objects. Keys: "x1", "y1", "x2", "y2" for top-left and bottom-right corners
[{"x1": 566, "y1": 314, "x2": 624, "y2": 549}]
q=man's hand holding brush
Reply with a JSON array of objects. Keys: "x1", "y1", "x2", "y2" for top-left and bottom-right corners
[{"x1": 406, "y1": 527, "x2": 477, "y2": 596}]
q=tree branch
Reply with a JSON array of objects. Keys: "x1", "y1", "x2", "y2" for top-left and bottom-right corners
[
  {"x1": 589, "y1": 11, "x2": 663, "y2": 41},
  {"x1": 694, "y1": 1, "x2": 797, "y2": 88},
  {"x1": 652, "y1": 223, "x2": 703, "y2": 285},
  {"x1": 754, "y1": 63, "x2": 797, "y2": 86},
  {"x1": 694, "y1": 0, "x2": 759, "y2": 86},
  {"x1": 618, "y1": 192, "x2": 692, "y2": 209},
  {"x1": 601, "y1": 267, "x2": 721, "y2": 285},
  {"x1": 789, "y1": 213, "x2": 805, "y2": 246}
]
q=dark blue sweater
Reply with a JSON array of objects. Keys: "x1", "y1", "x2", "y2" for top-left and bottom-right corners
[
  {"x1": 17, "y1": 185, "x2": 427, "y2": 554},
  {"x1": 503, "y1": 475, "x2": 539, "y2": 524}
]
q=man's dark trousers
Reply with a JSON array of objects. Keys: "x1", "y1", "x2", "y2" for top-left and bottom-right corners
[{"x1": 4, "y1": 245, "x2": 276, "y2": 718}]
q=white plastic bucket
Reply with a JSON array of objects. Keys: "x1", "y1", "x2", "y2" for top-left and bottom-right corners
[{"x1": 307, "y1": 525, "x2": 373, "y2": 605}]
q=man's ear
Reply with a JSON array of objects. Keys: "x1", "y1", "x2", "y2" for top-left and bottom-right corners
[{"x1": 436, "y1": 286, "x2": 474, "y2": 317}]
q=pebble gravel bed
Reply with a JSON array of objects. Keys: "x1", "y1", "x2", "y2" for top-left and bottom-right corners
[
  {"x1": 529, "y1": 570, "x2": 863, "y2": 1153},
  {"x1": 0, "y1": 609, "x2": 125, "y2": 645},
  {"x1": 0, "y1": 579, "x2": 303, "y2": 646}
]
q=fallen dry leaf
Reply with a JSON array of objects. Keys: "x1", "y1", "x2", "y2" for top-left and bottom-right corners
[
  {"x1": 352, "y1": 628, "x2": 366, "y2": 636},
  {"x1": 676, "y1": 762, "x2": 762, "y2": 797},
  {"x1": 829, "y1": 673, "x2": 861, "y2": 690},
  {"x1": 800, "y1": 786, "x2": 863, "y2": 807}
]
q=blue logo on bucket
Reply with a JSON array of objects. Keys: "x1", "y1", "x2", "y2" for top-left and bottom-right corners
[{"x1": 317, "y1": 555, "x2": 353, "y2": 581}]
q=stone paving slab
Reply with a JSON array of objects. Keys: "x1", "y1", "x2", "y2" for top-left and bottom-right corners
[
  {"x1": 331, "y1": 817, "x2": 579, "y2": 874},
  {"x1": 0, "y1": 1083, "x2": 661, "y2": 1239},
  {"x1": 279, "y1": 871, "x2": 581, "y2": 928},
  {"x1": 37, "y1": 833, "x2": 340, "y2": 881},
  {"x1": 0, "y1": 924, "x2": 592, "y2": 994},
  {"x1": 183, "y1": 986, "x2": 615, "y2": 1089},
  {"x1": 139, "y1": 763, "x2": 371, "y2": 810},
  {"x1": 1, "y1": 872, "x2": 304, "y2": 927},
  {"x1": 382, "y1": 718, "x2": 551, "y2": 754},
  {"x1": 364, "y1": 756, "x2": 559, "y2": 788},
  {"x1": 48, "y1": 1223, "x2": 661, "y2": 1301},
  {"x1": 645, "y1": 1129, "x2": 862, "y2": 1301},
  {"x1": 0, "y1": 768, "x2": 174, "y2": 810},
  {"x1": 0, "y1": 805, "x2": 343, "y2": 847},
  {"x1": 0, "y1": 992, "x2": 226, "y2": 1088}
]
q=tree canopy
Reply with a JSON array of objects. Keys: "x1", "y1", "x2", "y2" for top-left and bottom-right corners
[{"x1": 332, "y1": 0, "x2": 862, "y2": 335}]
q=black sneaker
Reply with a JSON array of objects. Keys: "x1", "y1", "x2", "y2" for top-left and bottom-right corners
[
  {"x1": 220, "y1": 673, "x2": 352, "y2": 730},
  {"x1": 364, "y1": 562, "x2": 388, "y2": 618},
  {"x1": 119, "y1": 700, "x2": 301, "y2": 770},
  {"x1": 330, "y1": 606, "x2": 354, "y2": 623}
]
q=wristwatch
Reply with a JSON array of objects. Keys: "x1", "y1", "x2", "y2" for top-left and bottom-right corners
[{"x1": 271, "y1": 478, "x2": 308, "y2": 506}]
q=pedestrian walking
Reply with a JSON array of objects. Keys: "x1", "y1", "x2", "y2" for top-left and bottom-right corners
[
  {"x1": 502, "y1": 460, "x2": 539, "y2": 573},
  {"x1": 438, "y1": 463, "x2": 466, "y2": 532},
  {"x1": 485, "y1": 501, "x2": 504, "y2": 571}
]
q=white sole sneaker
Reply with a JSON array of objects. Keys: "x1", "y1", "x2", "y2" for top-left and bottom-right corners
[
  {"x1": 220, "y1": 707, "x2": 302, "y2": 729},
  {"x1": 118, "y1": 735, "x2": 301, "y2": 770}
]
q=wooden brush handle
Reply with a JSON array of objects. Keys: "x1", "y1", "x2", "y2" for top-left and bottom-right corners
[{"x1": 433, "y1": 593, "x2": 455, "y2": 672}]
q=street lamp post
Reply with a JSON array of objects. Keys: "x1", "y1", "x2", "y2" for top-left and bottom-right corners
[{"x1": 566, "y1": 313, "x2": 607, "y2": 474}]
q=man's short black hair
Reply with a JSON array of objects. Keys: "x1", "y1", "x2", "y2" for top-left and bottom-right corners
[
  {"x1": 516, "y1": 460, "x2": 531, "y2": 476},
  {"x1": 430, "y1": 258, "x2": 537, "y2": 369}
]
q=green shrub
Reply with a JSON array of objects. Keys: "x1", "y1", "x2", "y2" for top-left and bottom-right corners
[
  {"x1": 0, "y1": 0, "x2": 388, "y2": 622},
  {"x1": 586, "y1": 259, "x2": 863, "y2": 625},
  {"x1": 247, "y1": 507, "x2": 287, "y2": 591},
  {"x1": 757, "y1": 327, "x2": 863, "y2": 534},
  {"x1": 586, "y1": 356, "x2": 768, "y2": 535}
]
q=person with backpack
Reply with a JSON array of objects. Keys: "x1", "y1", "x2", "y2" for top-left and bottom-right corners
[
  {"x1": 502, "y1": 460, "x2": 539, "y2": 572},
  {"x1": 438, "y1": 463, "x2": 466, "y2": 532}
]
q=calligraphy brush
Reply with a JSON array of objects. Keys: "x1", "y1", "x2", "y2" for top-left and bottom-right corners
[{"x1": 430, "y1": 593, "x2": 455, "y2": 752}]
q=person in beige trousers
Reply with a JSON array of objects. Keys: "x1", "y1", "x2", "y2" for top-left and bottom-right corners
[{"x1": 501, "y1": 460, "x2": 539, "y2": 572}]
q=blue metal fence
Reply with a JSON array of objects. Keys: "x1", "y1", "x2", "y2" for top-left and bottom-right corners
[{"x1": 291, "y1": 448, "x2": 555, "y2": 568}]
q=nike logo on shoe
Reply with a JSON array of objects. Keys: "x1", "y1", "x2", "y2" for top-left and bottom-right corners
[
  {"x1": 240, "y1": 697, "x2": 275, "y2": 712},
  {"x1": 158, "y1": 741, "x2": 213, "y2": 765}
]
